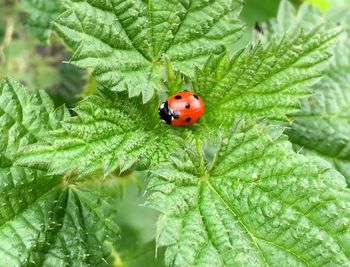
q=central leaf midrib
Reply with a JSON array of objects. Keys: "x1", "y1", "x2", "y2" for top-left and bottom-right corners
[
  {"x1": 161, "y1": 1, "x2": 192, "y2": 55},
  {"x1": 204, "y1": 177, "x2": 324, "y2": 266},
  {"x1": 106, "y1": 0, "x2": 153, "y2": 62},
  {"x1": 203, "y1": 180, "x2": 270, "y2": 267}
]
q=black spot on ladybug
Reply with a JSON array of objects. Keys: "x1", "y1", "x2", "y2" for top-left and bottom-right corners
[
  {"x1": 193, "y1": 94, "x2": 198, "y2": 100},
  {"x1": 186, "y1": 117, "x2": 191, "y2": 122},
  {"x1": 172, "y1": 110, "x2": 180, "y2": 119},
  {"x1": 185, "y1": 103, "x2": 190, "y2": 109},
  {"x1": 175, "y1": 95, "x2": 182, "y2": 100}
]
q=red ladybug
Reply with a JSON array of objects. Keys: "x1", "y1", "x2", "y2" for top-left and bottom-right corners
[{"x1": 159, "y1": 92, "x2": 204, "y2": 127}]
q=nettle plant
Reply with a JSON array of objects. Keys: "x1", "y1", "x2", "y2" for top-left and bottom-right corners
[{"x1": 2, "y1": 0, "x2": 350, "y2": 266}]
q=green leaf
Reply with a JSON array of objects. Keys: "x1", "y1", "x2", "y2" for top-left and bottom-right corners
[
  {"x1": 21, "y1": 0, "x2": 65, "y2": 43},
  {"x1": 259, "y1": 1, "x2": 349, "y2": 41},
  {"x1": 83, "y1": 173, "x2": 165, "y2": 267},
  {"x1": 0, "y1": 77, "x2": 64, "y2": 165},
  {"x1": 260, "y1": 0, "x2": 324, "y2": 42},
  {"x1": 16, "y1": 18, "x2": 340, "y2": 177},
  {"x1": 48, "y1": 61, "x2": 87, "y2": 108},
  {"x1": 235, "y1": 0, "x2": 281, "y2": 49},
  {"x1": 0, "y1": 77, "x2": 119, "y2": 266},
  {"x1": 115, "y1": 173, "x2": 160, "y2": 243},
  {"x1": 261, "y1": 1, "x2": 350, "y2": 185},
  {"x1": 287, "y1": 41, "x2": 350, "y2": 186},
  {"x1": 194, "y1": 25, "x2": 339, "y2": 128},
  {"x1": 53, "y1": 0, "x2": 244, "y2": 102},
  {"x1": 16, "y1": 92, "x2": 182, "y2": 176},
  {"x1": 0, "y1": 170, "x2": 119, "y2": 266},
  {"x1": 305, "y1": 0, "x2": 331, "y2": 11},
  {"x1": 147, "y1": 121, "x2": 350, "y2": 267}
]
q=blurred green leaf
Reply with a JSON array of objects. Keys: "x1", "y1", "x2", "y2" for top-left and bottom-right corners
[
  {"x1": 237, "y1": 0, "x2": 281, "y2": 48},
  {"x1": 21, "y1": 0, "x2": 65, "y2": 43},
  {"x1": 114, "y1": 224, "x2": 165, "y2": 267},
  {"x1": 113, "y1": 176, "x2": 165, "y2": 267}
]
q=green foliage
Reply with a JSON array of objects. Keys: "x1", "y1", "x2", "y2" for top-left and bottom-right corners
[
  {"x1": 2, "y1": 0, "x2": 350, "y2": 266},
  {"x1": 287, "y1": 39, "x2": 350, "y2": 186},
  {"x1": 21, "y1": 0, "x2": 65, "y2": 43},
  {"x1": 0, "y1": 78, "x2": 63, "y2": 162},
  {"x1": 260, "y1": 0, "x2": 324, "y2": 41},
  {"x1": 114, "y1": 178, "x2": 165, "y2": 267},
  {"x1": 236, "y1": 0, "x2": 281, "y2": 48},
  {"x1": 16, "y1": 93, "x2": 182, "y2": 176},
  {"x1": 147, "y1": 122, "x2": 350, "y2": 266},
  {"x1": 115, "y1": 225, "x2": 165, "y2": 267},
  {"x1": 306, "y1": 0, "x2": 350, "y2": 10},
  {"x1": 262, "y1": 0, "x2": 350, "y2": 185},
  {"x1": 195, "y1": 27, "x2": 339, "y2": 127},
  {"x1": 53, "y1": 0, "x2": 244, "y2": 102},
  {"x1": 48, "y1": 62, "x2": 87, "y2": 108},
  {"x1": 0, "y1": 78, "x2": 119, "y2": 266},
  {"x1": 16, "y1": 17, "x2": 340, "y2": 177}
]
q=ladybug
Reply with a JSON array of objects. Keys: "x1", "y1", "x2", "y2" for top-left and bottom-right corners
[{"x1": 159, "y1": 92, "x2": 204, "y2": 127}]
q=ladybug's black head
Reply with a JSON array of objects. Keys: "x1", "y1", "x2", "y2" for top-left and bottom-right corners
[{"x1": 159, "y1": 101, "x2": 172, "y2": 125}]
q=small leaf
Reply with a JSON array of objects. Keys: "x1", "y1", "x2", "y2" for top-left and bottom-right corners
[
  {"x1": 147, "y1": 121, "x2": 350, "y2": 267},
  {"x1": 53, "y1": 0, "x2": 244, "y2": 102}
]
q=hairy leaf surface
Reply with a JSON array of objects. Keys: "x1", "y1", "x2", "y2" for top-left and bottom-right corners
[
  {"x1": 0, "y1": 78, "x2": 119, "y2": 266},
  {"x1": 17, "y1": 21, "x2": 340, "y2": 177},
  {"x1": 0, "y1": 78, "x2": 64, "y2": 165},
  {"x1": 194, "y1": 26, "x2": 339, "y2": 127},
  {"x1": 53, "y1": 0, "x2": 244, "y2": 102},
  {"x1": 147, "y1": 122, "x2": 350, "y2": 267},
  {"x1": 16, "y1": 92, "x2": 181, "y2": 176}
]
